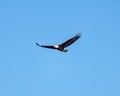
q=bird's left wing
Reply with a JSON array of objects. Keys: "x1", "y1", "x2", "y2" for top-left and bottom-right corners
[{"x1": 60, "y1": 34, "x2": 81, "y2": 48}]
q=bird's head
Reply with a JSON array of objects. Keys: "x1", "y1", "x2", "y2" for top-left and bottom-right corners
[{"x1": 53, "y1": 45, "x2": 59, "y2": 48}]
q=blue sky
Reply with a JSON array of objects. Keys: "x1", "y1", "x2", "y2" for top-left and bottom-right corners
[{"x1": 0, "y1": 0, "x2": 120, "y2": 96}]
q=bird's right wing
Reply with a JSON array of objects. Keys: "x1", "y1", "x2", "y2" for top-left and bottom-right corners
[{"x1": 36, "y1": 43, "x2": 56, "y2": 49}]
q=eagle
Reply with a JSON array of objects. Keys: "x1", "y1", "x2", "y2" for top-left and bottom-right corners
[{"x1": 36, "y1": 33, "x2": 81, "y2": 52}]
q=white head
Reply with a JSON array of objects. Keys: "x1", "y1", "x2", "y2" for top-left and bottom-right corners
[{"x1": 53, "y1": 45, "x2": 59, "y2": 48}]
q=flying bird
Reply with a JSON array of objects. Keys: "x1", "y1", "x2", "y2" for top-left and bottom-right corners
[{"x1": 36, "y1": 33, "x2": 81, "y2": 52}]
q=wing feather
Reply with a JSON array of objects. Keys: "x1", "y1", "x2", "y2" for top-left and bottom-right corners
[
  {"x1": 36, "y1": 43, "x2": 56, "y2": 49},
  {"x1": 60, "y1": 34, "x2": 81, "y2": 47}
]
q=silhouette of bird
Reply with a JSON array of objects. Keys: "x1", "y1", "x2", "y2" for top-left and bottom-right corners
[{"x1": 36, "y1": 33, "x2": 81, "y2": 52}]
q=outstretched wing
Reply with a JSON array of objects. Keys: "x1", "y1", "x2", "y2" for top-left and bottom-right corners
[
  {"x1": 36, "y1": 43, "x2": 56, "y2": 49},
  {"x1": 60, "y1": 33, "x2": 81, "y2": 48}
]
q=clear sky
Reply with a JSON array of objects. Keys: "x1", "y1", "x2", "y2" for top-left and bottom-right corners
[{"x1": 0, "y1": 0, "x2": 120, "y2": 96}]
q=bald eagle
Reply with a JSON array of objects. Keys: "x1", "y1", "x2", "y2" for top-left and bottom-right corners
[{"x1": 36, "y1": 33, "x2": 81, "y2": 52}]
